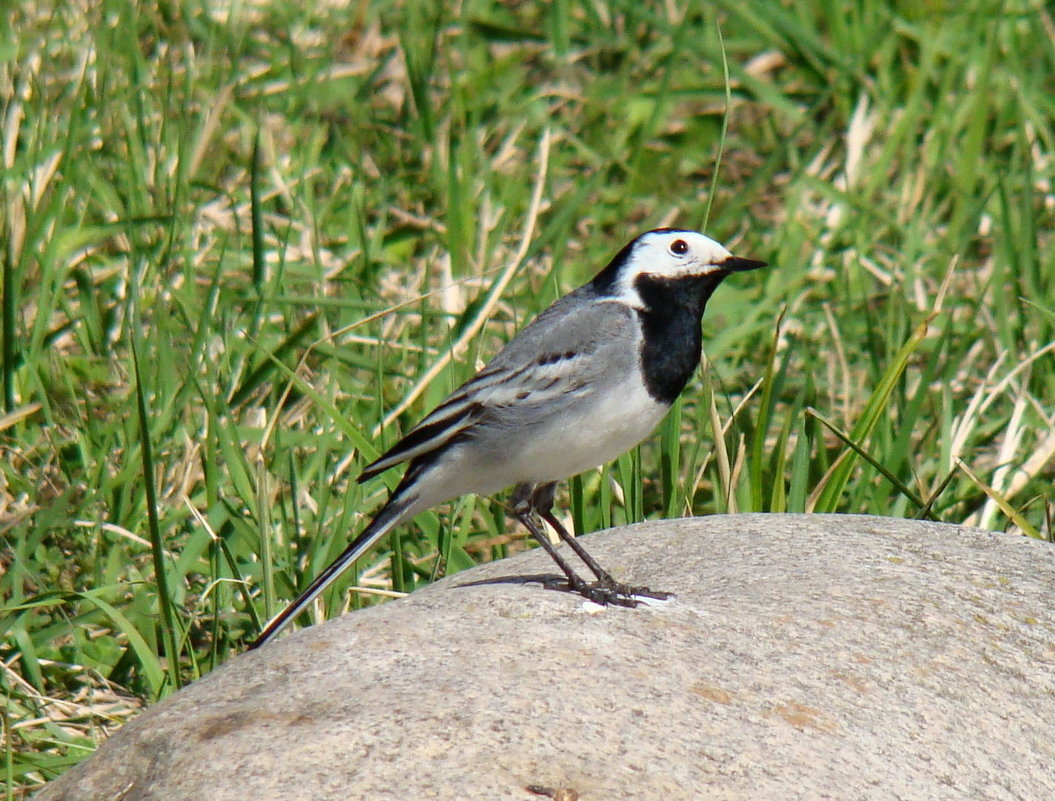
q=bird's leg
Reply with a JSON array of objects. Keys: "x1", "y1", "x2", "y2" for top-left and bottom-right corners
[
  {"x1": 532, "y1": 483, "x2": 672, "y2": 603},
  {"x1": 530, "y1": 483, "x2": 616, "y2": 583},
  {"x1": 510, "y1": 483, "x2": 596, "y2": 597}
]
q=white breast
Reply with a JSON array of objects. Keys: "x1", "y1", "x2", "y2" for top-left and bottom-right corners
[{"x1": 497, "y1": 378, "x2": 668, "y2": 487}]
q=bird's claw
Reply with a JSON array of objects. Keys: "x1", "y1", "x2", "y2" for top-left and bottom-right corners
[{"x1": 573, "y1": 578, "x2": 673, "y2": 607}]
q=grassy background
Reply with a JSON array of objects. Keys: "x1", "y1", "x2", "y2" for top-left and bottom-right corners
[{"x1": 3, "y1": 0, "x2": 1053, "y2": 793}]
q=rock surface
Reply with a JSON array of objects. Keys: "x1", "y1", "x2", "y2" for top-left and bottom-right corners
[{"x1": 35, "y1": 514, "x2": 1055, "y2": 801}]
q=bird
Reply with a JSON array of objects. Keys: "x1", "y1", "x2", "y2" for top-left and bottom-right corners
[{"x1": 249, "y1": 228, "x2": 766, "y2": 648}]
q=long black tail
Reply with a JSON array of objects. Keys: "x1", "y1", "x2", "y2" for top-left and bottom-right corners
[{"x1": 248, "y1": 469, "x2": 428, "y2": 649}]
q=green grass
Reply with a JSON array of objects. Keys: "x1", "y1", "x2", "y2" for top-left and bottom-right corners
[{"x1": 3, "y1": 0, "x2": 1054, "y2": 793}]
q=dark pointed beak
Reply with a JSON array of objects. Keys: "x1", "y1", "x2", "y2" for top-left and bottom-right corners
[{"x1": 720, "y1": 255, "x2": 768, "y2": 272}]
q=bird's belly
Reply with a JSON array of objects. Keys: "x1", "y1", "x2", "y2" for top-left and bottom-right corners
[{"x1": 498, "y1": 383, "x2": 668, "y2": 487}]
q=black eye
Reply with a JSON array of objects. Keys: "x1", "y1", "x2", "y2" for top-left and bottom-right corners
[{"x1": 670, "y1": 239, "x2": 689, "y2": 255}]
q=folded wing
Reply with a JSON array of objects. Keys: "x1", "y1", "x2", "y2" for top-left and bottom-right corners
[{"x1": 358, "y1": 292, "x2": 632, "y2": 482}]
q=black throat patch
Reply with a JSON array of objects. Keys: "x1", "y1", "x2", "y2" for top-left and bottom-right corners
[{"x1": 634, "y1": 272, "x2": 728, "y2": 405}]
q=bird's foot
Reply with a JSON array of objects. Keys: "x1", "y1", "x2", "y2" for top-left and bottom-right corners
[{"x1": 572, "y1": 577, "x2": 674, "y2": 608}]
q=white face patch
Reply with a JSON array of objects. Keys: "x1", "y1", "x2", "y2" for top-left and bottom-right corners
[{"x1": 610, "y1": 229, "x2": 734, "y2": 307}]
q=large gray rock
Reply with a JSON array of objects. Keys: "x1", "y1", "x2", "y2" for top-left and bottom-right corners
[{"x1": 35, "y1": 514, "x2": 1055, "y2": 801}]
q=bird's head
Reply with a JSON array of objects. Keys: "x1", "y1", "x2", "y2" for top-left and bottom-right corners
[{"x1": 590, "y1": 228, "x2": 767, "y2": 307}]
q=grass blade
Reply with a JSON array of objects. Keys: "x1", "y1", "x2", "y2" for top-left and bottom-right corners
[
  {"x1": 956, "y1": 459, "x2": 1041, "y2": 539},
  {"x1": 250, "y1": 129, "x2": 265, "y2": 293},
  {"x1": 1, "y1": 246, "x2": 13, "y2": 413},
  {"x1": 810, "y1": 314, "x2": 935, "y2": 513},
  {"x1": 130, "y1": 337, "x2": 183, "y2": 693},
  {"x1": 807, "y1": 406, "x2": 929, "y2": 514}
]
